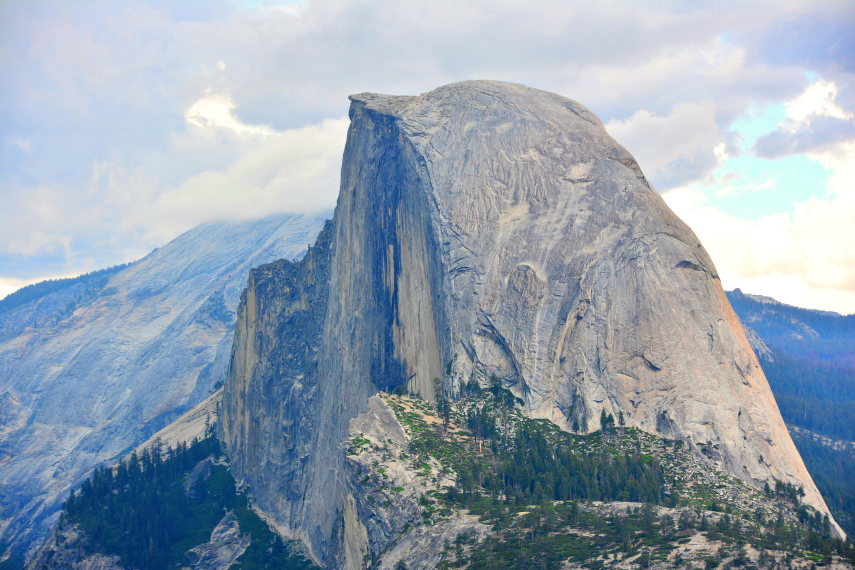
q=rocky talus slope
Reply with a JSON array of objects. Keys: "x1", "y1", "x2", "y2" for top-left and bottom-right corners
[
  {"x1": 218, "y1": 80, "x2": 842, "y2": 567},
  {"x1": 0, "y1": 213, "x2": 325, "y2": 557}
]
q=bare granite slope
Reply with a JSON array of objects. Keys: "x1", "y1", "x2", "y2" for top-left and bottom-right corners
[
  {"x1": 0, "y1": 213, "x2": 325, "y2": 557},
  {"x1": 219, "y1": 81, "x2": 841, "y2": 569}
]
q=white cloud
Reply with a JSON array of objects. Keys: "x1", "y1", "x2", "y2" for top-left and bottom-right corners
[
  {"x1": 0, "y1": 88, "x2": 346, "y2": 271},
  {"x1": 664, "y1": 139, "x2": 855, "y2": 315},
  {"x1": 185, "y1": 93, "x2": 277, "y2": 138},
  {"x1": 786, "y1": 80, "x2": 852, "y2": 126},
  {"x1": 605, "y1": 101, "x2": 723, "y2": 189},
  {"x1": 7, "y1": 232, "x2": 72, "y2": 259},
  {"x1": 1, "y1": 0, "x2": 853, "y2": 311},
  {"x1": 755, "y1": 80, "x2": 855, "y2": 157},
  {"x1": 139, "y1": 115, "x2": 347, "y2": 242}
]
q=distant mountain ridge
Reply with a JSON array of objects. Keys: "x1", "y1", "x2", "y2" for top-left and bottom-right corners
[
  {"x1": 0, "y1": 213, "x2": 327, "y2": 558},
  {"x1": 0, "y1": 263, "x2": 132, "y2": 317},
  {"x1": 729, "y1": 288, "x2": 855, "y2": 365},
  {"x1": 728, "y1": 288, "x2": 855, "y2": 439}
]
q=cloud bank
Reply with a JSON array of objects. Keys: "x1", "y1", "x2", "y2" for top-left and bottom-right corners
[{"x1": 1, "y1": 0, "x2": 854, "y2": 312}]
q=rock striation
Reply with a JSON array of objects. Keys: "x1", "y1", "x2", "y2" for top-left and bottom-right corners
[
  {"x1": 219, "y1": 80, "x2": 842, "y2": 568},
  {"x1": 0, "y1": 213, "x2": 326, "y2": 557}
]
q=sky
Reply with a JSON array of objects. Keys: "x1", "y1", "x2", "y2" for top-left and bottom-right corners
[{"x1": 1, "y1": 0, "x2": 854, "y2": 314}]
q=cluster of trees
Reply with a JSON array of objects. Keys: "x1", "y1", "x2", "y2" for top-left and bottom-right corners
[
  {"x1": 763, "y1": 479, "x2": 806, "y2": 504},
  {"x1": 492, "y1": 427, "x2": 665, "y2": 505},
  {"x1": 761, "y1": 351, "x2": 855, "y2": 441},
  {"x1": 790, "y1": 431, "x2": 855, "y2": 537},
  {"x1": 452, "y1": 494, "x2": 854, "y2": 570},
  {"x1": 450, "y1": 417, "x2": 666, "y2": 507},
  {"x1": 758, "y1": 351, "x2": 855, "y2": 537},
  {"x1": 460, "y1": 379, "x2": 523, "y2": 408},
  {"x1": 775, "y1": 393, "x2": 855, "y2": 441},
  {"x1": 63, "y1": 437, "x2": 232, "y2": 568},
  {"x1": 427, "y1": 386, "x2": 855, "y2": 568},
  {"x1": 443, "y1": 389, "x2": 667, "y2": 508},
  {"x1": 61, "y1": 436, "x2": 315, "y2": 570}
]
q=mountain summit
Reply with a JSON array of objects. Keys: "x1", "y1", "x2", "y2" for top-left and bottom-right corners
[{"x1": 218, "y1": 80, "x2": 842, "y2": 567}]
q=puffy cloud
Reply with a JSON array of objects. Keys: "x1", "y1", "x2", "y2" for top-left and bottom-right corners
[
  {"x1": 0, "y1": 90, "x2": 346, "y2": 272},
  {"x1": 605, "y1": 101, "x2": 724, "y2": 190},
  {"x1": 139, "y1": 115, "x2": 347, "y2": 243},
  {"x1": 786, "y1": 80, "x2": 852, "y2": 124},
  {"x1": 185, "y1": 93, "x2": 277, "y2": 137},
  {"x1": 664, "y1": 139, "x2": 855, "y2": 314},
  {"x1": 755, "y1": 80, "x2": 855, "y2": 157}
]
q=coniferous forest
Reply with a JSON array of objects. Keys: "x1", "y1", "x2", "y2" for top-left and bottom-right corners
[
  {"x1": 377, "y1": 387, "x2": 855, "y2": 569},
  {"x1": 727, "y1": 290, "x2": 855, "y2": 537},
  {"x1": 56, "y1": 435, "x2": 316, "y2": 570}
]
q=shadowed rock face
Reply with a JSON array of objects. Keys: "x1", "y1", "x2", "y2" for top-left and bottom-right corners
[{"x1": 219, "y1": 80, "x2": 841, "y2": 567}]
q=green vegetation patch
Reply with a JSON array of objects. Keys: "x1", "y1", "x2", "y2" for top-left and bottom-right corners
[
  {"x1": 58, "y1": 436, "x2": 316, "y2": 570},
  {"x1": 381, "y1": 387, "x2": 855, "y2": 569}
]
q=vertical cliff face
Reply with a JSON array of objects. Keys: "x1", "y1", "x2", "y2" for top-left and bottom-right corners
[
  {"x1": 219, "y1": 80, "x2": 841, "y2": 567},
  {"x1": 219, "y1": 220, "x2": 333, "y2": 554},
  {"x1": 219, "y1": 104, "x2": 454, "y2": 566}
]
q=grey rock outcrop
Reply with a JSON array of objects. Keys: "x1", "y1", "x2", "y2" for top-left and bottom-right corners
[
  {"x1": 135, "y1": 389, "x2": 222, "y2": 456},
  {"x1": 740, "y1": 323, "x2": 775, "y2": 363},
  {"x1": 219, "y1": 80, "x2": 841, "y2": 568},
  {"x1": 0, "y1": 213, "x2": 325, "y2": 557},
  {"x1": 342, "y1": 396, "x2": 489, "y2": 570},
  {"x1": 185, "y1": 512, "x2": 251, "y2": 570}
]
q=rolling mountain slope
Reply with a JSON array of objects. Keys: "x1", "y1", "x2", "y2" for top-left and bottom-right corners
[{"x1": 0, "y1": 213, "x2": 326, "y2": 558}]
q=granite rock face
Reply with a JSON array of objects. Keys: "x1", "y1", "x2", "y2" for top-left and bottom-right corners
[
  {"x1": 0, "y1": 214, "x2": 325, "y2": 557},
  {"x1": 342, "y1": 396, "x2": 490, "y2": 570},
  {"x1": 219, "y1": 80, "x2": 840, "y2": 568},
  {"x1": 219, "y1": 220, "x2": 341, "y2": 561},
  {"x1": 185, "y1": 512, "x2": 251, "y2": 570}
]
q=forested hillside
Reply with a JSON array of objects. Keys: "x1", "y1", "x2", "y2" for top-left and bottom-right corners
[
  {"x1": 30, "y1": 435, "x2": 316, "y2": 570},
  {"x1": 353, "y1": 388, "x2": 853, "y2": 568},
  {"x1": 728, "y1": 289, "x2": 855, "y2": 537}
]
